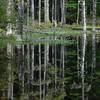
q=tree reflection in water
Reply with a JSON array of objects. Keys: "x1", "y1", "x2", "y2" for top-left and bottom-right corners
[{"x1": 0, "y1": 34, "x2": 100, "y2": 100}]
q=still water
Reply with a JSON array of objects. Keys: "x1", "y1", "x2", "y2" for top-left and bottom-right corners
[{"x1": 0, "y1": 34, "x2": 100, "y2": 100}]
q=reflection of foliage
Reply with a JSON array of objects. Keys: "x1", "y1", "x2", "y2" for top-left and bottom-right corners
[{"x1": 0, "y1": 48, "x2": 8, "y2": 90}]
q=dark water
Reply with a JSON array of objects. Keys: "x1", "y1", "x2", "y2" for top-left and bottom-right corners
[{"x1": 0, "y1": 34, "x2": 100, "y2": 100}]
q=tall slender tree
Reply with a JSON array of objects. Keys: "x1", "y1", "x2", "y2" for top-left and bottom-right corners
[
  {"x1": 54, "y1": 0, "x2": 57, "y2": 27},
  {"x1": 77, "y1": 0, "x2": 80, "y2": 24},
  {"x1": 39, "y1": 0, "x2": 41, "y2": 25},
  {"x1": 27, "y1": 0, "x2": 29, "y2": 25},
  {"x1": 52, "y1": 0, "x2": 54, "y2": 23},
  {"x1": 61, "y1": 0, "x2": 66, "y2": 25},
  {"x1": 92, "y1": 0, "x2": 96, "y2": 31},
  {"x1": 82, "y1": 0, "x2": 86, "y2": 31},
  {"x1": 6, "y1": 0, "x2": 13, "y2": 35},
  {"x1": 31, "y1": 0, "x2": 35, "y2": 25},
  {"x1": 44, "y1": 0, "x2": 49, "y2": 22}
]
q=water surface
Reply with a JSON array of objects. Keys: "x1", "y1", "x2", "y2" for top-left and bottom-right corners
[{"x1": 0, "y1": 33, "x2": 100, "y2": 100}]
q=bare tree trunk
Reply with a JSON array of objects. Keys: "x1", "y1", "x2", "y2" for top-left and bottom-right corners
[
  {"x1": 17, "y1": 0, "x2": 24, "y2": 37},
  {"x1": 44, "y1": 0, "x2": 49, "y2": 22},
  {"x1": 92, "y1": 0, "x2": 96, "y2": 31},
  {"x1": 27, "y1": 0, "x2": 29, "y2": 26},
  {"x1": 61, "y1": 0, "x2": 66, "y2": 25},
  {"x1": 52, "y1": 0, "x2": 54, "y2": 24},
  {"x1": 39, "y1": 0, "x2": 41, "y2": 26},
  {"x1": 77, "y1": 0, "x2": 80, "y2": 24},
  {"x1": 82, "y1": 0, "x2": 86, "y2": 31},
  {"x1": 6, "y1": 0, "x2": 13, "y2": 35},
  {"x1": 7, "y1": 43, "x2": 13, "y2": 100},
  {"x1": 54, "y1": 0, "x2": 57, "y2": 27},
  {"x1": 31, "y1": 0, "x2": 35, "y2": 26}
]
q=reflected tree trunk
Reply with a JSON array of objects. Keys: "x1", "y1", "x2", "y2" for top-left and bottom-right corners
[
  {"x1": 31, "y1": 45, "x2": 34, "y2": 81},
  {"x1": 21, "y1": 45, "x2": 25, "y2": 99},
  {"x1": 52, "y1": 36, "x2": 55, "y2": 64},
  {"x1": 77, "y1": 36, "x2": 80, "y2": 78},
  {"x1": 39, "y1": 44, "x2": 42, "y2": 100},
  {"x1": 92, "y1": 32, "x2": 96, "y2": 72},
  {"x1": 18, "y1": 45, "x2": 25, "y2": 99},
  {"x1": 27, "y1": 44, "x2": 30, "y2": 99},
  {"x1": 7, "y1": 43, "x2": 13, "y2": 100},
  {"x1": 54, "y1": 36, "x2": 57, "y2": 93},
  {"x1": 60, "y1": 45, "x2": 62, "y2": 77},
  {"x1": 43, "y1": 44, "x2": 47, "y2": 100},
  {"x1": 62, "y1": 45, "x2": 65, "y2": 92},
  {"x1": 81, "y1": 32, "x2": 87, "y2": 100}
]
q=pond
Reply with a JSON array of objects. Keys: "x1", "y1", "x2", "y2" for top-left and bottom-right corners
[{"x1": 0, "y1": 33, "x2": 100, "y2": 100}]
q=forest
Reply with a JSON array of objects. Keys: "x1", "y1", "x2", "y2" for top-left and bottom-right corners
[
  {"x1": 0, "y1": 0, "x2": 100, "y2": 34},
  {"x1": 0, "y1": 0, "x2": 100, "y2": 100}
]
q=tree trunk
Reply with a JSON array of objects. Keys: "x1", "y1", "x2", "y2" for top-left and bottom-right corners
[
  {"x1": 92, "y1": 0, "x2": 96, "y2": 31},
  {"x1": 27, "y1": 0, "x2": 29, "y2": 26},
  {"x1": 54, "y1": 0, "x2": 57, "y2": 27},
  {"x1": 17, "y1": 0, "x2": 24, "y2": 37},
  {"x1": 82, "y1": 0, "x2": 86, "y2": 31},
  {"x1": 77, "y1": 0, "x2": 80, "y2": 24},
  {"x1": 44, "y1": 0, "x2": 49, "y2": 22},
  {"x1": 6, "y1": 0, "x2": 13, "y2": 35},
  {"x1": 39, "y1": 0, "x2": 41, "y2": 26},
  {"x1": 61, "y1": 0, "x2": 66, "y2": 25},
  {"x1": 52, "y1": 0, "x2": 54, "y2": 24},
  {"x1": 31, "y1": 0, "x2": 35, "y2": 26}
]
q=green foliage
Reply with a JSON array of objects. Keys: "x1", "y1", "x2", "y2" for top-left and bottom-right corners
[
  {"x1": 0, "y1": 0, "x2": 7, "y2": 28},
  {"x1": 66, "y1": 0, "x2": 77, "y2": 9},
  {"x1": 65, "y1": 0, "x2": 77, "y2": 24}
]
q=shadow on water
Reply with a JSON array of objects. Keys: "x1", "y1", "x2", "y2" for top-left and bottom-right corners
[{"x1": 0, "y1": 33, "x2": 100, "y2": 100}]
